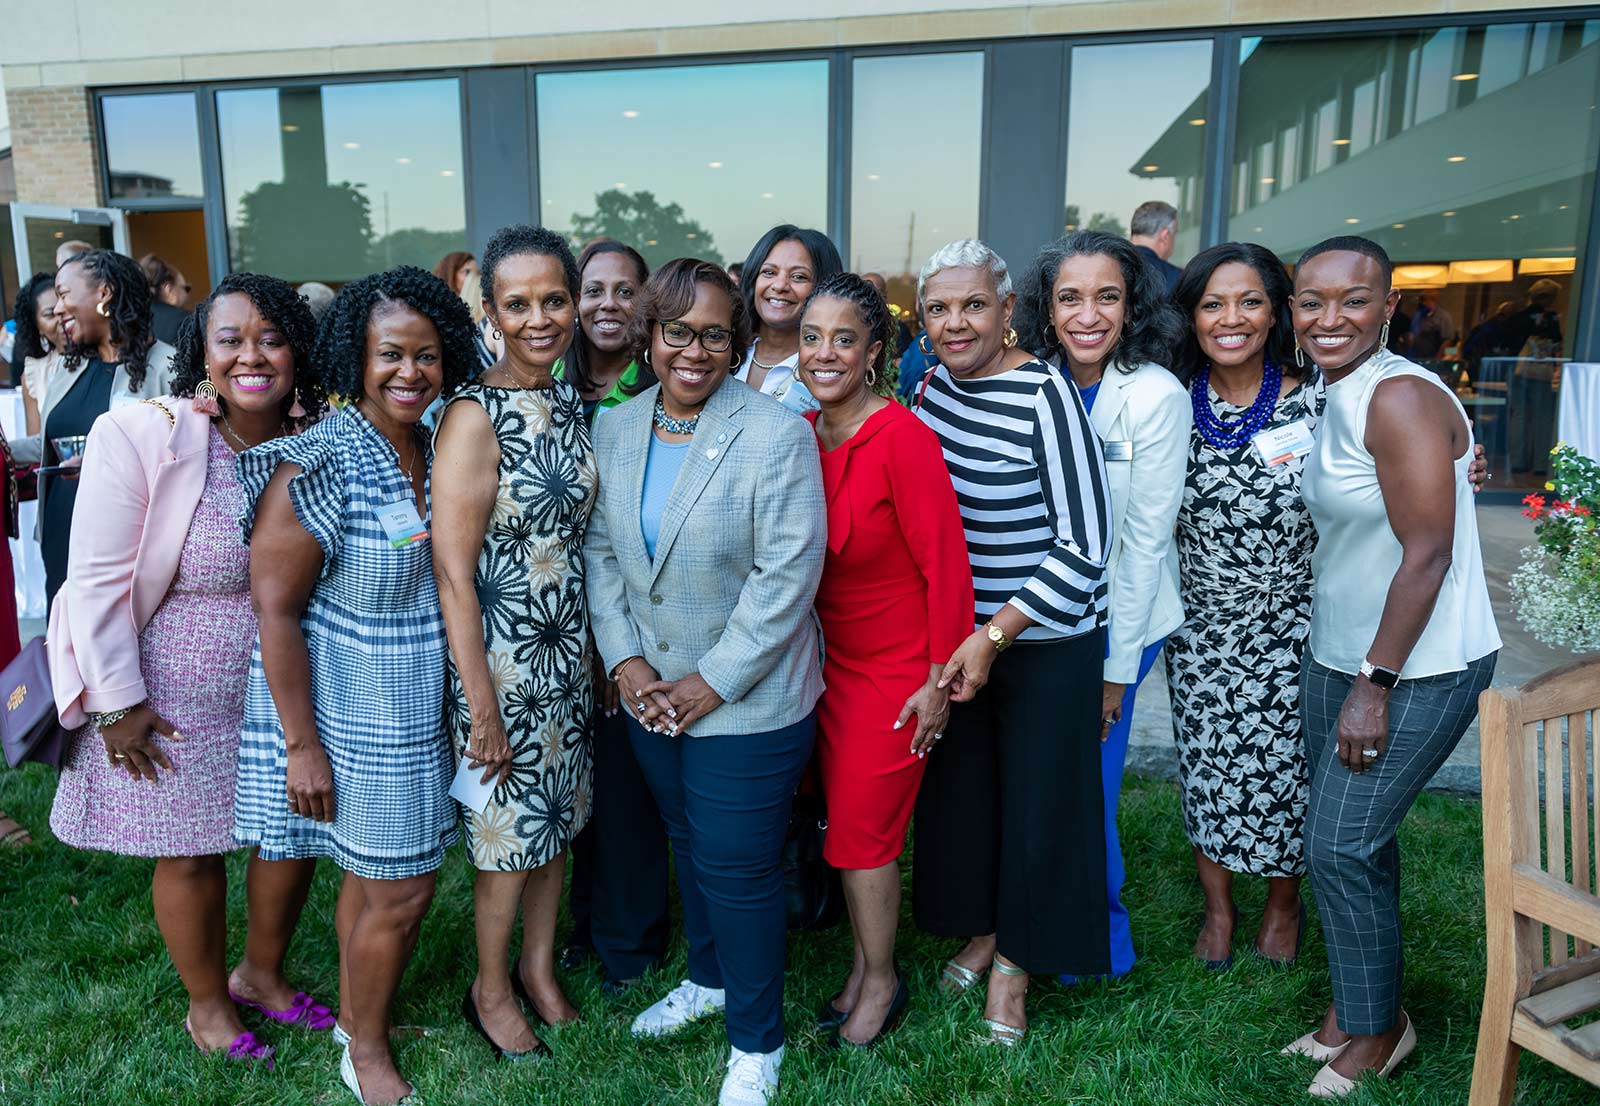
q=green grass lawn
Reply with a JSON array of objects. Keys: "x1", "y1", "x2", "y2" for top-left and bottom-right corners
[{"x1": 0, "y1": 767, "x2": 1588, "y2": 1105}]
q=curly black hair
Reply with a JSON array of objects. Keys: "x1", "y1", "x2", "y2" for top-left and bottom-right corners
[
  {"x1": 801, "y1": 273, "x2": 896, "y2": 396},
  {"x1": 169, "y1": 273, "x2": 328, "y2": 423},
  {"x1": 314, "y1": 265, "x2": 478, "y2": 402},
  {"x1": 1171, "y1": 242, "x2": 1299, "y2": 385},
  {"x1": 481, "y1": 224, "x2": 581, "y2": 305},
  {"x1": 12, "y1": 272, "x2": 56, "y2": 361},
  {"x1": 59, "y1": 250, "x2": 159, "y2": 387},
  {"x1": 1014, "y1": 230, "x2": 1181, "y2": 374}
]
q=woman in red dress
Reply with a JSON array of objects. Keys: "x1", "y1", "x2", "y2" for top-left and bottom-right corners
[{"x1": 797, "y1": 273, "x2": 973, "y2": 1047}]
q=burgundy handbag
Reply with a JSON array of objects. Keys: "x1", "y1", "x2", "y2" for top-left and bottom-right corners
[{"x1": 0, "y1": 636, "x2": 68, "y2": 769}]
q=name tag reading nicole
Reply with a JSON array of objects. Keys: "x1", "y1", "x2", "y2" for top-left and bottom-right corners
[
  {"x1": 375, "y1": 500, "x2": 429, "y2": 548},
  {"x1": 1251, "y1": 420, "x2": 1315, "y2": 467}
]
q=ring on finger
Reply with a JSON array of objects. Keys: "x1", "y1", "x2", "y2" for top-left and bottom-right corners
[
  {"x1": 113, "y1": 752, "x2": 129, "y2": 761},
  {"x1": 1361, "y1": 748, "x2": 1380, "y2": 760}
]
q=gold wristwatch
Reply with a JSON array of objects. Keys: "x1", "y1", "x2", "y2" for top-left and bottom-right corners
[{"x1": 984, "y1": 622, "x2": 1012, "y2": 653}]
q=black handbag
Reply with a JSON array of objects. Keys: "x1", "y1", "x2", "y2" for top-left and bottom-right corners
[
  {"x1": 782, "y1": 792, "x2": 844, "y2": 931},
  {"x1": 0, "y1": 636, "x2": 68, "y2": 770}
]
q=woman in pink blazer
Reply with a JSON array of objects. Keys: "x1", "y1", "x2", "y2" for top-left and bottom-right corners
[{"x1": 49, "y1": 274, "x2": 332, "y2": 1065}]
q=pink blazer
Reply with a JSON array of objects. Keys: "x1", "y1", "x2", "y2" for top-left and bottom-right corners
[{"x1": 49, "y1": 396, "x2": 214, "y2": 728}]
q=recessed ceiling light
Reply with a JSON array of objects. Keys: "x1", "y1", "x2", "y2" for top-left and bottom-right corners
[
  {"x1": 1332, "y1": 138, "x2": 1351, "y2": 146},
  {"x1": 867, "y1": 173, "x2": 880, "y2": 181},
  {"x1": 614, "y1": 182, "x2": 626, "y2": 189},
  {"x1": 1560, "y1": 204, "x2": 1570, "y2": 210},
  {"x1": 646, "y1": 239, "x2": 658, "y2": 246},
  {"x1": 707, "y1": 161, "x2": 723, "y2": 169},
  {"x1": 1188, "y1": 117, "x2": 1206, "y2": 126},
  {"x1": 1345, "y1": 217, "x2": 1360, "y2": 224},
  {"x1": 761, "y1": 192, "x2": 774, "y2": 199},
  {"x1": 281, "y1": 124, "x2": 300, "y2": 133},
  {"x1": 395, "y1": 157, "x2": 412, "y2": 165},
  {"x1": 1392, "y1": 223, "x2": 1407, "y2": 229},
  {"x1": 1453, "y1": 72, "x2": 1479, "y2": 81},
  {"x1": 1252, "y1": 226, "x2": 1264, "y2": 232},
  {"x1": 1142, "y1": 164, "x2": 1159, "y2": 173},
  {"x1": 686, "y1": 232, "x2": 697, "y2": 239},
  {"x1": 1260, "y1": 176, "x2": 1276, "y2": 184},
  {"x1": 1447, "y1": 155, "x2": 1467, "y2": 163},
  {"x1": 343, "y1": 141, "x2": 360, "y2": 150},
  {"x1": 1442, "y1": 210, "x2": 1456, "y2": 217},
  {"x1": 1510, "y1": 214, "x2": 1521, "y2": 220},
  {"x1": 440, "y1": 169, "x2": 455, "y2": 177},
  {"x1": 621, "y1": 110, "x2": 640, "y2": 118}
]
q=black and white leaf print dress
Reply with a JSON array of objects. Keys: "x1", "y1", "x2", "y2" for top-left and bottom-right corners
[
  {"x1": 443, "y1": 382, "x2": 599, "y2": 871},
  {"x1": 1164, "y1": 378, "x2": 1319, "y2": 878}
]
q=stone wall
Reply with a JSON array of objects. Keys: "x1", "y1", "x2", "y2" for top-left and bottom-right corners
[{"x1": 8, "y1": 86, "x2": 100, "y2": 207}]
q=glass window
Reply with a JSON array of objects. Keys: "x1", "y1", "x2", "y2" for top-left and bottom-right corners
[
  {"x1": 217, "y1": 78, "x2": 467, "y2": 284},
  {"x1": 849, "y1": 52, "x2": 983, "y2": 308},
  {"x1": 1231, "y1": 20, "x2": 1600, "y2": 488},
  {"x1": 536, "y1": 60, "x2": 829, "y2": 272},
  {"x1": 102, "y1": 93, "x2": 204, "y2": 200},
  {"x1": 1065, "y1": 40, "x2": 1213, "y2": 265}
]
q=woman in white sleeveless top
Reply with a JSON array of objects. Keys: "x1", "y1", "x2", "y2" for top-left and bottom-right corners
[{"x1": 1285, "y1": 236, "x2": 1500, "y2": 1099}]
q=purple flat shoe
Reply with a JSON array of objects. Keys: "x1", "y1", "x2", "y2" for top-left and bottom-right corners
[
  {"x1": 230, "y1": 989, "x2": 337, "y2": 1031},
  {"x1": 185, "y1": 1018, "x2": 276, "y2": 1070}
]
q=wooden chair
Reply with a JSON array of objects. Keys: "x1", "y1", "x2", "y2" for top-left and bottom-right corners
[{"x1": 1471, "y1": 657, "x2": 1600, "y2": 1105}]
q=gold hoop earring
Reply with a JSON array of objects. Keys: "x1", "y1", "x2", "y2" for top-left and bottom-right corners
[
  {"x1": 918, "y1": 333, "x2": 934, "y2": 356},
  {"x1": 866, "y1": 365, "x2": 878, "y2": 387},
  {"x1": 95, "y1": 301, "x2": 110, "y2": 318},
  {"x1": 1003, "y1": 327, "x2": 1019, "y2": 350}
]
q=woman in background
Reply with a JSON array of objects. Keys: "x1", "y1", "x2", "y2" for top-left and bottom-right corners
[{"x1": 733, "y1": 225, "x2": 843, "y2": 413}]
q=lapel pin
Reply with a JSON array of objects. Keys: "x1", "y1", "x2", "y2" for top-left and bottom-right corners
[{"x1": 706, "y1": 448, "x2": 720, "y2": 459}]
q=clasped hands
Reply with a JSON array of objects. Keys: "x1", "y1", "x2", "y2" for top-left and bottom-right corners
[{"x1": 615, "y1": 657, "x2": 723, "y2": 736}]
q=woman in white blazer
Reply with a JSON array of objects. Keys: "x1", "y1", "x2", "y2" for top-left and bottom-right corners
[{"x1": 1016, "y1": 230, "x2": 1186, "y2": 981}]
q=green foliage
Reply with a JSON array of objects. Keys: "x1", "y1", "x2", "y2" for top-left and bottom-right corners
[
  {"x1": 1513, "y1": 443, "x2": 1600, "y2": 650},
  {"x1": 233, "y1": 180, "x2": 375, "y2": 284},
  {"x1": 0, "y1": 772, "x2": 1590, "y2": 1105},
  {"x1": 1062, "y1": 205, "x2": 1129, "y2": 238},
  {"x1": 570, "y1": 190, "x2": 725, "y2": 270},
  {"x1": 370, "y1": 227, "x2": 468, "y2": 273}
]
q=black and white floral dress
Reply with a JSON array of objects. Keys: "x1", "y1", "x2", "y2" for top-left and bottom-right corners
[
  {"x1": 1164, "y1": 378, "x2": 1318, "y2": 878},
  {"x1": 443, "y1": 382, "x2": 599, "y2": 871}
]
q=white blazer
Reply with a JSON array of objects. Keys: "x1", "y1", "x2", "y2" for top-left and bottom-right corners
[{"x1": 1086, "y1": 360, "x2": 1190, "y2": 684}]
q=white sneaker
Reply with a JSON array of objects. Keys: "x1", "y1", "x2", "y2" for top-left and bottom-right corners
[
  {"x1": 719, "y1": 1044, "x2": 783, "y2": 1106},
  {"x1": 629, "y1": 979, "x2": 726, "y2": 1038}
]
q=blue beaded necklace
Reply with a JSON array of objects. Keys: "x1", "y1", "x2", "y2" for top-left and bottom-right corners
[{"x1": 1191, "y1": 359, "x2": 1282, "y2": 451}]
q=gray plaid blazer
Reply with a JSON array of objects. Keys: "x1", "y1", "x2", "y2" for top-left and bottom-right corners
[{"x1": 584, "y1": 376, "x2": 826, "y2": 737}]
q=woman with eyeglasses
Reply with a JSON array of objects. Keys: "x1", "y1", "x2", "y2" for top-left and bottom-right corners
[{"x1": 585, "y1": 258, "x2": 825, "y2": 1106}]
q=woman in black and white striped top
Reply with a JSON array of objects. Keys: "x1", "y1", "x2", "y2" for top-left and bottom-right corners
[{"x1": 910, "y1": 239, "x2": 1114, "y2": 1047}]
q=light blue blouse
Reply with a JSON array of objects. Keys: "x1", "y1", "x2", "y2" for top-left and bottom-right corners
[{"x1": 640, "y1": 434, "x2": 692, "y2": 559}]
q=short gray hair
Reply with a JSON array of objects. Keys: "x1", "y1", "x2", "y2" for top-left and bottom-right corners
[
  {"x1": 917, "y1": 239, "x2": 1012, "y2": 306},
  {"x1": 1129, "y1": 201, "x2": 1178, "y2": 238}
]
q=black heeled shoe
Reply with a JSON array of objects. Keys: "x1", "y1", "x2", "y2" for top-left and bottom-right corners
[
  {"x1": 462, "y1": 988, "x2": 550, "y2": 1062},
  {"x1": 1201, "y1": 904, "x2": 1240, "y2": 972},
  {"x1": 815, "y1": 998, "x2": 850, "y2": 1031},
  {"x1": 827, "y1": 975, "x2": 910, "y2": 1049}
]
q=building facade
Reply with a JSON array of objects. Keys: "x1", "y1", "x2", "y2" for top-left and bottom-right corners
[{"x1": 2, "y1": 1, "x2": 1597, "y2": 480}]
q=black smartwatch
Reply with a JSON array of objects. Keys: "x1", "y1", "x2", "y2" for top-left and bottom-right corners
[{"x1": 1359, "y1": 659, "x2": 1400, "y2": 690}]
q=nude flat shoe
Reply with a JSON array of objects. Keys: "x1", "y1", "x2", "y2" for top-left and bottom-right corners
[
  {"x1": 1307, "y1": 1013, "x2": 1415, "y2": 1099},
  {"x1": 1280, "y1": 1029, "x2": 1350, "y2": 1063}
]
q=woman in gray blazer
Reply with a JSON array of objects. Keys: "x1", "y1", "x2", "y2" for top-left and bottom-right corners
[{"x1": 584, "y1": 257, "x2": 825, "y2": 1106}]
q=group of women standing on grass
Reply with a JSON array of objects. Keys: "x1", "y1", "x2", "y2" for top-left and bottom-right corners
[{"x1": 30, "y1": 217, "x2": 1498, "y2": 1105}]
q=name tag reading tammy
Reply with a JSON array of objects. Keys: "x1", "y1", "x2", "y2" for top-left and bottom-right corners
[
  {"x1": 375, "y1": 500, "x2": 429, "y2": 548},
  {"x1": 1251, "y1": 420, "x2": 1315, "y2": 466},
  {"x1": 1102, "y1": 440, "x2": 1133, "y2": 462}
]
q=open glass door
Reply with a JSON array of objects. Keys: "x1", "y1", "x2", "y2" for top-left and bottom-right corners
[{"x1": 9, "y1": 203, "x2": 130, "y2": 282}]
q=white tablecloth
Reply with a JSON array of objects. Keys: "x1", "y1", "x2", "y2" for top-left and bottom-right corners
[
  {"x1": 1559, "y1": 362, "x2": 1600, "y2": 463},
  {"x1": 0, "y1": 390, "x2": 47, "y2": 619}
]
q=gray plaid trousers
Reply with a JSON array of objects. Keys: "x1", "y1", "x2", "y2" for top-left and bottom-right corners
[{"x1": 1302, "y1": 652, "x2": 1496, "y2": 1035}]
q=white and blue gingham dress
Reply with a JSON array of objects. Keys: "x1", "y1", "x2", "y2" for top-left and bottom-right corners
[{"x1": 232, "y1": 406, "x2": 459, "y2": 879}]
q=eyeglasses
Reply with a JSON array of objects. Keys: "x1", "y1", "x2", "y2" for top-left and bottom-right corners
[{"x1": 659, "y1": 320, "x2": 733, "y2": 353}]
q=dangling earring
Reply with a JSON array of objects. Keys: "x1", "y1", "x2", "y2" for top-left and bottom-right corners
[
  {"x1": 1003, "y1": 327, "x2": 1019, "y2": 350},
  {"x1": 1293, "y1": 344, "x2": 1306, "y2": 370},
  {"x1": 193, "y1": 377, "x2": 221, "y2": 416},
  {"x1": 918, "y1": 333, "x2": 934, "y2": 356},
  {"x1": 287, "y1": 392, "x2": 307, "y2": 419},
  {"x1": 95, "y1": 301, "x2": 110, "y2": 318},
  {"x1": 1379, "y1": 320, "x2": 1391, "y2": 352},
  {"x1": 492, "y1": 326, "x2": 503, "y2": 341}
]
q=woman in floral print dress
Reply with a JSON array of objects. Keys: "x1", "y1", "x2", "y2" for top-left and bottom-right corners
[{"x1": 433, "y1": 226, "x2": 597, "y2": 1059}]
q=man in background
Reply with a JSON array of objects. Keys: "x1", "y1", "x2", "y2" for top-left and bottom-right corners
[{"x1": 1129, "y1": 201, "x2": 1181, "y2": 297}]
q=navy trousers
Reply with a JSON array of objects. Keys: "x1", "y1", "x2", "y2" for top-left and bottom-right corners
[{"x1": 628, "y1": 710, "x2": 816, "y2": 1053}]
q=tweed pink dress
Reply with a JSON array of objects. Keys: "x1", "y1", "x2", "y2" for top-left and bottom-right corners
[{"x1": 51, "y1": 429, "x2": 254, "y2": 856}]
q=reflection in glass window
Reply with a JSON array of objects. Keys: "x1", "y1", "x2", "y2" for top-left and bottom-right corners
[
  {"x1": 1066, "y1": 40, "x2": 1212, "y2": 265},
  {"x1": 536, "y1": 61, "x2": 829, "y2": 272},
  {"x1": 217, "y1": 78, "x2": 467, "y2": 284},
  {"x1": 103, "y1": 93, "x2": 204, "y2": 200},
  {"x1": 1230, "y1": 20, "x2": 1600, "y2": 488},
  {"x1": 850, "y1": 53, "x2": 983, "y2": 306}
]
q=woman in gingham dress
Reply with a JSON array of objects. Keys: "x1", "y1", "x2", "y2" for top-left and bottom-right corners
[{"x1": 235, "y1": 267, "x2": 478, "y2": 1106}]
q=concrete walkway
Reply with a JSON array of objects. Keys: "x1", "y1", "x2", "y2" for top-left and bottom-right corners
[{"x1": 1125, "y1": 502, "x2": 1590, "y2": 796}]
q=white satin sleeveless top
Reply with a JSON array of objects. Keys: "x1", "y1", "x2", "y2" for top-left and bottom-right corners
[{"x1": 1301, "y1": 349, "x2": 1501, "y2": 678}]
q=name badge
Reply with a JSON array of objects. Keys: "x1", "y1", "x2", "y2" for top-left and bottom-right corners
[
  {"x1": 1102, "y1": 440, "x2": 1133, "y2": 462},
  {"x1": 375, "y1": 499, "x2": 429, "y2": 548},
  {"x1": 1252, "y1": 419, "x2": 1316, "y2": 467}
]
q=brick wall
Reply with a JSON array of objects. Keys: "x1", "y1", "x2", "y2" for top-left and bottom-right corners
[{"x1": 9, "y1": 86, "x2": 101, "y2": 207}]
